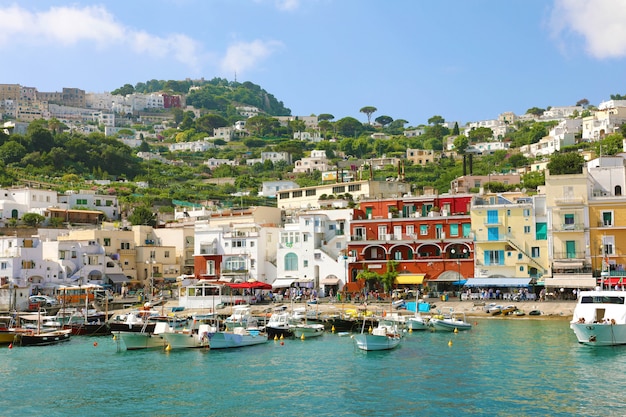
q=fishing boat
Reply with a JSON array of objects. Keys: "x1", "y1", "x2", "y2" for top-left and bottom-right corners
[
  {"x1": 429, "y1": 310, "x2": 472, "y2": 332},
  {"x1": 406, "y1": 297, "x2": 431, "y2": 331},
  {"x1": 353, "y1": 317, "x2": 402, "y2": 351},
  {"x1": 109, "y1": 308, "x2": 160, "y2": 333},
  {"x1": 115, "y1": 320, "x2": 171, "y2": 350},
  {"x1": 570, "y1": 288, "x2": 626, "y2": 346},
  {"x1": 224, "y1": 305, "x2": 258, "y2": 331},
  {"x1": 0, "y1": 316, "x2": 17, "y2": 345},
  {"x1": 290, "y1": 305, "x2": 325, "y2": 339},
  {"x1": 161, "y1": 314, "x2": 216, "y2": 350}
]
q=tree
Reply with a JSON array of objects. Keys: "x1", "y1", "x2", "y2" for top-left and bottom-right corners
[
  {"x1": 22, "y1": 213, "x2": 45, "y2": 227},
  {"x1": 335, "y1": 117, "x2": 364, "y2": 137},
  {"x1": 381, "y1": 261, "x2": 398, "y2": 293},
  {"x1": 359, "y1": 106, "x2": 377, "y2": 125},
  {"x1": 508, "y1": 153, "x2": 529, "y2": 168},
  {"x1": 547, "y1": 152, "x2": 585, "y2": 175},
  {"x1": 128, "y1": 206, "x2": 157, "y2": 226},
  {"x1": 375, "y1": 115, "x2": 393, "y2": 127},
  {"x1": 111, "y1": 83, "x2": 135, "y2": 96},
  {"x1": 453, "y1": 136, "x2": 469, "y2": 154},
  {"x1": 195, "y1": 113, "x2": 228, "y2": 134},
  {"x1": 468, "y1": 127, "x2": 494, "y2": 142},
  {"x1": 428, "y1": 115, "x2": 445, "y2": 126},
  {"x1": 318, "y1": 114, "x2": 334, "y2": 121},
  {"x1": 522, "y1": 171, "x2": 545, "y2": 189},
  {"x1": 452, "y1": 122, "x2": 460, "y2": 135},
  {"x1": 576, "y1": 98, "x2": 590, "y2": 107},
  {"x1": 526, "y1": 107, "x2": 545, "y2": 117}
]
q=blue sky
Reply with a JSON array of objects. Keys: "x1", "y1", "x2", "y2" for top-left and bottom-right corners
[{"x1": 1, "y1": 0, "x2": 626, "y2": 126}]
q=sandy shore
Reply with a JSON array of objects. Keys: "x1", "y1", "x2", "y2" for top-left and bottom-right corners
[{"x1": 124, "y1": 297, "x2": 576, "y2": 321}]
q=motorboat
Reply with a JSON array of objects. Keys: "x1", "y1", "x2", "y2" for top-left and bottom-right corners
[
  {"x1": 115, "y1": 316, "x2": 187, "y2": 350},
  {"x1": 161, "y1": 314, "x2": 217, "y2": 350},
  {"x1": 353, "y1": 318, "x2": 402, "y2": 351},
  {"x1": 224, "y1": 305, "x2": 258, "y2": 331},
  {"x1": 291, "y1": 322, "x2": 325, "y2": 339},
  {"x1": 570, "y1": 289, "x2": 626, "y2": 346},
  {"x1": 109, "y1": 308, "x2": 160, "y2": 333},
  {"x1": 406, "y1": 314, "x2": 430, "y2": 331},
  {"x1": 429, "y1": 310, "x2": 472, "y2": 332},
  {"x1": 263, "y1": 311, "x2": 293, "y2": 339},
  {"x1": 207, "y1": 326, "x2": 268, "y2": 349}
]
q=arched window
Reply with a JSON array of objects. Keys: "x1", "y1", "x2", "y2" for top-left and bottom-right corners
[
  {"x1": 284, "y1": 253, "x2": 298, "y2": 271},
  {"x1": 616, "y1": 185, "x2": 622, "y2": 196},
  {"x1": 224, "y1": 256, "x2": 246, "y2": 271}
]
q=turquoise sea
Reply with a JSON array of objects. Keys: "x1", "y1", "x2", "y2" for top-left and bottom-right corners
[{"x1": 0, "y1": 319, "x2": 624, "y2": 417}]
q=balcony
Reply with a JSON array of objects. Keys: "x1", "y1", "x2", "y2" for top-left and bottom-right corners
[
  {"x1": 554, "y1": 196, "x2": 584, "y2": 205},
  {"x1": 553, "y1": 223, "x2": 585, "y2": 232}
]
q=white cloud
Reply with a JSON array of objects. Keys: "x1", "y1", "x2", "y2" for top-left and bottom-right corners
[
  {"x1": 275, "y1": 0, "x2": 301, "y2": 12},
  {"x1": 550, "y1": 0, "x2": 626, "y2": 59},
  {"x1": 220, "y1": 40, "x2": 283, "y2": 75},
  {"x1": 0, "y1": 4, "x2": 203, "y2": 69}
]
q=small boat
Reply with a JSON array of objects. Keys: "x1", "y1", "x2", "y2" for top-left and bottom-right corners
[
  {"x1": 109, "y1": 309, "x2": 159, "y2": 333},
  {"x1": 224, "y1": 305, "x2": 258, "y2": 331},
  {"x1": 570, "y1": 289, "x2": 626, "y2": 346},
  {"x1": 208, "y1": 326, "x2": 268, "y2": 349},
  {"x1": 353, "y1": 317, "x2": 402, "y2": 351},
  {"x1": 406, "y1": 299, "x2": 431, "y2": 331},
  {"x1": 501, "y1": 305, "x2": 518, "y2": 316},
  {"x1": 263, "y1": 311, "x2": 294, "y2": 339},
  {"x1": 528, "y1": 310, "x2": 542, "y2": 316},
  {"x1": 162, "y1": 314, "x2": 216, "y2": 350},
  {"x1": 429, "y1": 310, "x2": 472, "y2": 332},
  {"x1": 292, "y1": 322, "x2": 325, "y2": 339},
  {"x1": 115, "y1": 317, "x2": 187, "y2": 351},
  {"x1": 14, "y1": 328, "x2": 72, "y2": 346}
]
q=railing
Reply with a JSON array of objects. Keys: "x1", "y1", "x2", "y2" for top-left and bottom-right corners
[
  {"x1": 554, "y1": 196, "x2": 584, "y2": 205},
  {"x1": 553, "y1": 251, "x2": 586, "y2": 259},
  {"x1": 597, "y1": 221, "x2": 613, "y2": 227},
  {"x1": 553, "y1": 223, "x2": 585, "y2": 231}
]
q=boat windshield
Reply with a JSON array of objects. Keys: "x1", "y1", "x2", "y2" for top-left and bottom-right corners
[{"x1": 581, "y1": 296, "x2": 625, "y2": 304}]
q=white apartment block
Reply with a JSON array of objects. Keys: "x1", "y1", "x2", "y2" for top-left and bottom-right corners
[
  {"x1": 467, "y1": 140, "x2": 511, "y2": 155},
  {"x1": 204, "y1": 158, "x2": 237, "y2": 170},
  {"x1": 293, "y1": 150, "x2": 332, "y2": 174},
  {"x1": 260, "y1": 180, "x2": 300, "y2": 198},
  {"x1": 236, "y1": 106, "x2": 261, "y2": 118},
  {"x1": 582, "y1": 101, "x2": 626, "y2": 141},
  {"x1": 404, "y1": 127, "x2": 426, "y2": 137},
  {"x1": 58, "y1": 190, "x2": 120, "y2": 220},
  {"x1": 169, "y1": 139, "x2": 216, "y2": 152},
  {"x1": 213, "y1": 126, "x2": 234, "y2": 141}
]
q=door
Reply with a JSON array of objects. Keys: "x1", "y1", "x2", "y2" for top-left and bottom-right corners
[{"x1": 565, "y1": 241, "x2": 576, "y2": 258}]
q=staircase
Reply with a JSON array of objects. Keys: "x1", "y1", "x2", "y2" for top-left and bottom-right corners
[{"x1": 506, "y1": 238, "x2": 547, "y2": 273}]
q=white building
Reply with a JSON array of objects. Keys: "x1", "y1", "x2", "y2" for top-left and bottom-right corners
[
  {"x1": 260, "y1": 180, "x2": 300, "y2": 198},
  {"x1": 58, "y1": 190, "x2": 120, "y2": 220},
  {"x1": 293, "y1": 150, "x2": 332, "y2": 174}
]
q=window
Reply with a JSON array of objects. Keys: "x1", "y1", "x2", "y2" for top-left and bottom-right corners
[
  {"x1": 332, "y1": 186, "x2": 345, "y2": 194},
  {"x1": 420, "y1": 225, "x2": 428, "y2": 235},
  {"x1": 103, "y1": 238, "x2": 111, "y2": 246},
  {"x1": 603, "y1": 236, "x2": 615, "y2": 256},
  {"x1": 531, "y1": 247, "x2": 540, "y2": 257},
  {"x1": 233, "y1": 239, "x2": 246, "y2": 248},
  {"x1": 0, "y1": 262, "x2": 6, "y2": 270},
  {"x1": 348, "y1": 184, "x2": 361, "y2": 192},
  {"x1": 250, "y1": 241, "x2": 255, "y2": 247},
  {"x1": 523, "y1": 209, "x2": 530, "y2": 217},
  {"x1": 303, "y1": 260, "x2": 308, "y2": 268},
  {"x1": 164, "y1": 251, "x2": 170, "y2": 258},
  {"x1": 536, "y1": 223, "x2": 547, "y2": 240},
  {"x1": 449, "y1": 224, "x2": 459, "y2": 237},
  {"x1": 292, "y1": 190, "x2": 302, "y2": 198},
  {"x1": 224, "y1": 256, "x2": 246, "y2": 271},
  {"x1": 279, "y1": 192, "x2": 289, "y2": 199},
  {"x1": 306, "y1": 189, "x2": 316, "y2": 196},
  {"x1": 378, "y1": 225, "x2": 388, "y2": 240},
  {"x1": 77, "y1": 198, "x2": 88, "y2": 205},
  {"x1": 602, "y1": 211, "x2": 613, "y2": 227},
  {"x1": 285, "y1": 253, "x2": 298, "y2": 271},
  {"x1": 406, "y1": 225, "x2": 415, "y2": 237},
  {"x1": 205, "y1": 260, "x2": 215, "y2": 275},
  {"x1": 484, "y1": 250, "x2": 504, "y2": 265},
  {"x1": 524, "y1": 226, "x2": 531, "y2": 234}
]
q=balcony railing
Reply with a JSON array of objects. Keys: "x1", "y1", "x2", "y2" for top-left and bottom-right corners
[
  {"x1": 553, "y1": 223, "x2": 585, "y2": 231},
  {"x1": 553, "y1": 251, "x2": 586, "y2": 259}
]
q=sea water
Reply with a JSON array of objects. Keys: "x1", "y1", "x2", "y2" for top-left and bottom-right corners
[{"x1": 0, "y1": 319, "x2": 625, "y2": 417}]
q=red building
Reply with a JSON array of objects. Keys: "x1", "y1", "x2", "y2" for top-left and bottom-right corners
[{"x1": 346, "y1": 193, "x2": 474, "y2": 295}]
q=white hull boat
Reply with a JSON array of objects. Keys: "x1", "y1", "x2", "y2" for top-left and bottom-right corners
[
  {"x1": 162, "y1": 315, "x2": 217, "y2": 349},
  {"x1": 406, "y1": 315, "x2": 430, "y2": 331},
  {"x1": 570, "y1": 289, "x2": 626, "y2": 346},
  {"x1": 116, "y1": 320, "x2": 175, "y2": 350},
  {"x1": 353, "y1": 319, "x2": 401, "y2": 351},
  {"x1": 208, "y1": 327, "x2": 268, "y2": 349},
  {"x1": 292, "y1": 323, "x2": 325, "y2": 339},
  {"x1": 429, "y1": 311, "x2": 472, "y2": 332}
]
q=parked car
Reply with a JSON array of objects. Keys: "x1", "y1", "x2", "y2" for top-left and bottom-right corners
[{"x1": 29, "y1": 295, "x2": 59, "y2": 307}]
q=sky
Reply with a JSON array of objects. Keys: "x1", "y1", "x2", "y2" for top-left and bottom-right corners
[{"x1": 2, "y1": 0, "x2": 626, "y2": 127}]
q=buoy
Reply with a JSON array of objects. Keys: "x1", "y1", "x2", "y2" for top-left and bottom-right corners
[
  {"x1": 280, "y1": 341, "x2": 284, "y2": 346},
  {"x1": 280, "y1": 334, "x2": 284, "y2": 340},
  {"x1": 300, "y1": 333, "x2": 305, "y2": 340},
  {"x1": 368, "y1": 326, "x2": 373, "y2": 334},
  {"x1": 165, "y1": 344, "x2": 171, "y2": 351},
  {"x1": 448, "y1": 340, "x2": 453, "y2": 346},
  {"x1": 93, "y1": 342, "x2": 98, "y2": 347},
  {"x1": 112, "y1": 335, "x2": 117, "y2": 340},
  {"x1": 274, "y1": 335, "x2": 278, "y2": 341},
  {"x1": 8, "y1": 343, "x2": 12, "y2": 349},
  {"x1": 454, "y1": 328, "x2": 458, "y2": 333},
  {"x1": 331, "y1": 325, "x2": 336, "y2": 333},
  {"x1": 408, "y1": 328, "x2": 413, "y2": 333}
]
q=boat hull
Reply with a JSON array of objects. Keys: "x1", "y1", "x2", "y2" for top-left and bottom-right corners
[
  {"x1": 109, "y1": 322, "x2": 156, "y2": 333},
  {"x1": 430, "y1": 318, "x2": 472, "y2": 332},
  {"x1": 324, "y1": 317, "x2": 358, "y2": 332},
  {"x1": 116, "y1": 331, "x2": 165, "y2": 350},
  {"x1": 265, "y1": 326, "x2": 293, "y2": 339},
  {"x1": 406, "y1": 316, "x2": 429, "y2": 331},
  {"x1": 292, "y1": 324, "x2": 324, "y2": 339},
  {"x1": 208, "y1": 331, "x2": 268, "y2": 349},
  {"x1": 64, "y1": 323, "x2": 111, "y2": 336},
  {"x1": 16, "y1": 329, "x2": 72, "y2": 346},
  {"x1": 162, "y1": 332, "x2": 210, "y2": 349},
  {"x1": 353, "y1": 333, "x2": 401, "y2": 351},
  {"x1": 570, "y1": 322, "x2": 626, "y2": 346}
]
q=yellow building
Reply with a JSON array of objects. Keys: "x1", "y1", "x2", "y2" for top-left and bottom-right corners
[{"x1": 470, "y1": 193, "x2": 548, "y2": 281}]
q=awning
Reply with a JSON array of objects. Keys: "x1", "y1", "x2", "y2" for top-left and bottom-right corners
[
  {"x1": 597, "y1": 277, "x2": 626, "y2": 286},
  {"x1": 464, "y1": 278, "x2": 531, "y2": 288},
  {"x1": 394, "y1": 274, "x2": 425, "y2": 285},
  {"x1": 321, "y1": 278, "x2": 340, "y2": 286},
  {"x1": 552, "y1": 261, "x2": 584, "y2": 270},
  {"x1": 107, "y1": 273, "x2": 129, "y2": 283},
  {"x1": 543, "y1": 276, "x2": 595, "y2": 288},
  {"x1": 430, "y1": 271, "x2": 462, "y2": 282},
  {"x1": 272, "y1": 278, "x2": 295, "y2": 288}
]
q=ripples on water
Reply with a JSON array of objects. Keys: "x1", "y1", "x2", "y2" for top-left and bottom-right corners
[{"x1": 1, "y1": 319, "x2": 626, "y2": 416}]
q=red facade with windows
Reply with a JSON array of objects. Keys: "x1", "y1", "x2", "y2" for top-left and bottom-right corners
[{"x1": 346, "y1": 194, "x2": 474, "y2": 292}]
